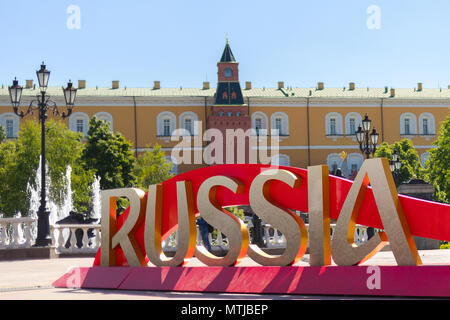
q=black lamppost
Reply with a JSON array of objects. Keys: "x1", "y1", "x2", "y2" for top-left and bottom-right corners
[
  {"x1": 8, "y1": 62, "x2": 77, "y2": 246},
  {"x1": 355, "y1": 114, "x2": 379, "y2": 240},
  {"x1": 389, "y1": 150, "x2": 402, "y2": 185},
  {"x1": 355, "y1": 114, "x2": 380, "y2": 159}
]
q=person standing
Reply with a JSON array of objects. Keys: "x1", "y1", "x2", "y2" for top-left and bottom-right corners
[{"x1": 197, "y1": 217, "x2": 212, "y2": 252}]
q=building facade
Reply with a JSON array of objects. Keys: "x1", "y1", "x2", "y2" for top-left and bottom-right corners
[{"x1": 0, "y1": 42, "x2": 448, "y2": 177}]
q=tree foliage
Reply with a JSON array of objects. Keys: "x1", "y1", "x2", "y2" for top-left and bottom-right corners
[
  {"x1": 424, "y1": 112, "x2": 450, "y2": 203},
  {"x1": 374, "y1": 138, "x2": 422, "y2": 186},
  {"x1": 81, "y1": 116, "x2": 136, "y2": 190},
  {"x1": 0, "y1": 121, "x2": 40, "y2": 216},
  {"x1": 133, "y1": 144, "x2": 174, "y2": 189}
]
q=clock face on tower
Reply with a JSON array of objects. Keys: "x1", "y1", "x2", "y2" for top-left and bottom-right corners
[{"x1": 224, "y1": 67, "x2": 233, "y2": 78}]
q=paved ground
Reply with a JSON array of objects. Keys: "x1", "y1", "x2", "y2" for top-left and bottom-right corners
[{"x1": 0, "y1": 249, "x2": 449, "y2": 300}]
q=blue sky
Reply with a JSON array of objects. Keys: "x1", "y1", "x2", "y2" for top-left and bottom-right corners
[{"x1": 1, "y1": 0, "x2": 450, "y2": 89}]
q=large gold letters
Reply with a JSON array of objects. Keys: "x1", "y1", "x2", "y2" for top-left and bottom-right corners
[
  {"x1": 331, "y1": 158, "x2": 422, "y2": 266},
  {"x1": 100, "y1": 159, "x2": 422, "y2": 267},
  {"x1": 100, "y1": 188, "x2": 147, "y2": 267},
  {"x1": 195, "y1": 175, "x2": 249, "y2": 266},
  {"x1": 144, "y1": 181, "x2": 197, "y2": 266},
  {"x1": 247, "y1": 169, "x2": 308, "y2": 266},
  {"x1": 307, "y1": 165, "x2": 332, "y2": 266}
]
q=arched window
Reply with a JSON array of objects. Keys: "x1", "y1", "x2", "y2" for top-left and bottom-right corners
[
  {"x1": 94, "y1": 112, "x2": 113, "y2": 131},
  {"x1": 347, "y1": 153, "x2": 364, "y2": 177},
  {"x1": 251, "y1": 111, "x2": 268, "y2": 136},
  {"x1": 179, "y1": 112, "x2": 198, "y2": 136},
  {"x1": 166, "y1": 156, "x2": 178, "y2": 175},
  {"x1": 399, "y1": 113, "x2": 417, "y2": 135},
  {"x1": 271, "y1": 154, "x2": 290, "y2": 166},
  {"x1": 418, "y1": 113, "x2": 435, "y2": 135},
  {"x1": 69, "y1": 112, "x2": 90, "y2": 136},
  {"x1": 0, "y1": 113, "x2": 20, "y2": 138},
  {"x1": 270, "y1": 112, "x2": 289, "y2": 136},
  {"x1": 157, "y1": 111, "x2": 176, "y2": 137},
  {"x1": 345, "y1": 112, "x2": 362, "y2": 135},
  {"x1": 325, "y1": 112, "x2": 343, "y2": 136},
  {"x1": 420, "y1": 152, "x2": 430, "y2": 168},
  {"x1": 327, "y1": 153, "x2": 342, "y2": 174}
]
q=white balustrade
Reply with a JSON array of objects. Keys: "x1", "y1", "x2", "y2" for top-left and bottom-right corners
[
  {"x1": 0, "y1": 217, "x2": 35, "y2": 249},
  {"x1": 50, "y1": 224, "x2": 101, "y2": 254},
  {"x1": 162, "y1": 222, "x2": 370, "y2": 252},
  {"x1": 0, "y1": 215, "x2": 371, "y2": 255}
]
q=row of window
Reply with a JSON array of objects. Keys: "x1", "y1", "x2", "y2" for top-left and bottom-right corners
[
  {"x1": 251, "y1": 112, "x2": 289, "y2": 136},
  {"x1": 0, "y1": 112, "x2": 113, "y2": 138},
  {"x1": 0, "y1": 110, "x2": 437, "y2": 142},
  {"x1": 325, "y1": 112, "x2": 436, "y2": 136},
  {"x1": 157, "y1": 111, "x2": 290, "y2": 137}
]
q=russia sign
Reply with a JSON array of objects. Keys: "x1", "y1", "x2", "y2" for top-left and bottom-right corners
[{"x1": 54, "y1": 158, "x2": 450, "y2": 297}]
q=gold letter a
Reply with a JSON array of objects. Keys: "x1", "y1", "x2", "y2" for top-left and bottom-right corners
[{"x1": 331, "y1": 158, "x2": 422, "y2": 266}]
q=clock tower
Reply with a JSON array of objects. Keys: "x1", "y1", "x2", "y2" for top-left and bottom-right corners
[{"x1": 207, "y1": 40, "x2": 251, "y2": 164}]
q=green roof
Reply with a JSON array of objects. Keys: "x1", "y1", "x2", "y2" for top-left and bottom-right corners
[{"x1": 1, "y1": 85, "x2": 450, "y2": 99}]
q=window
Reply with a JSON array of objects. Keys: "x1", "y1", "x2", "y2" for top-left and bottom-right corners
[
  {"x1": 404, "y1": 118, "x2": 410, "y2": 135},
  {"x1": 270, "y1": 112, "x2": 289, "y2": 136},
  {"x1": 224, "y1": 68, "x2": 233, "y2": 78},
  {"x1": 330, "y1": 118, "x2": 336, "y2": 135},
  {"x1": 349, "y1": 118, "x2": 356, "y2": 134},
  {"x1": 251, "y1": 112, "x2": 268, "y2": 136},
  {"x1": 347, "y1": 153, "x2": 364, "y2": 178},
  {"x1": 69, "y1": 112, "x2": 90, "y2": 136},
  {"x1": 271, "y1": 154, "x2": 290, "y2": 166},
  {"x1": 325, "y1": 112, "x2": 343, "y2": 136},
  {"x1": 275, "y1": 118, "x2": 282, "y2": 133},
  {"x1": 344, "y1": 112, "x2": 361, "y2": 136},
  {"x1": 157, "y1": 111, "x2": 176, "y2": 137},
  {"x1": 179, "y1": 112, "x2": 198, "y2": 136},
  {"x1": 418, "y1": 113, "x2": 435, "y2": 135},
  {"x1": 236, "y1": 112, "x2": 241, "y2": 117},
  {"x1": 6, "y1": 119, "x2": 13, "y2": 138},
  {"x1": 255, "y1": 118, "x2": 262, "y2": 135},
  {"x1": 184, "y1": 119, "x2": 192, "y2": 135},
  {"x1": 420, "y1": 152, "x2": 430, "y2": 168},
  {"x1": 327, "y1": 153, "x2": 342, "y2": 174},
  {"x1": 399, "y1": 113, "x2": 417, "y2": 135},
  {"x1": 76, "y1": 119, "x2": 84, "y2": 133},
  {"x1": 163, "y1": 119, "x2": 171, "y2": 136},
  {"x1": 423, "y1": 118, "x2": 428, "y2": 135},
  {"x1": 0, "y1": 113, "x2": 19, "y2": 139}
]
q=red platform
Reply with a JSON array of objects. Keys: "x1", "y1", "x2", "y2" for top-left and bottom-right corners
[{"x1": 53, "y1": 264, "x2": 450, "y2": 297}]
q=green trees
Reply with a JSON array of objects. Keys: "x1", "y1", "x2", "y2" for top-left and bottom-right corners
[
  {"x1": 0, "y1": 121, "x2": 40, "y2": 217},
  {"x1": 374, "y1": 138, "x2": 422, "y2": 185},
  {"x1": 133, "y1": 144, "x2": 174, "y2": 189},
  {"x1": 81, "y1": 117, "x2": 136, "y2": 190},
  {"x1": 424, "y1": 112, "x2": 450, "y2": 203}
]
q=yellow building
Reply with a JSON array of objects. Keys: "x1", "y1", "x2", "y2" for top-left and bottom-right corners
[{"x1": 0, "y1": 43, "x2": 448, "y2": 177}]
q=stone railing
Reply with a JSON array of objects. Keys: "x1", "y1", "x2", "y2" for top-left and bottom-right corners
[
  {"x1": 0, "y1": 217, "x2": 35, "y2": 249},
  {"x1": 0, "y1": 216, "x2": 369, "y2": 255},
  {"x1": 50, "y1": 224, "x2": 101, "y2": 254},
  {"x1": 162, "y1": 222, "x2": 370, "y2": 252}
]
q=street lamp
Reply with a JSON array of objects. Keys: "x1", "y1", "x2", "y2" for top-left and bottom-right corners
[
  {"x1": 356, "y1": 114, "x2": 379, "y2": 159},
  {"x1": 355, "y1": 114, "x2": 379, "y2": 240},
  {"x1": 390, "y1": 150, "x2": 402, "y2": 185},
  {"x1": 8, "y1": 62, "x2": 77, "y2": 246}
]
